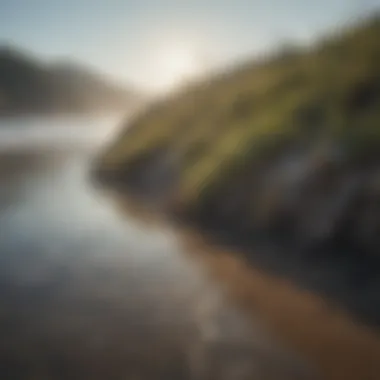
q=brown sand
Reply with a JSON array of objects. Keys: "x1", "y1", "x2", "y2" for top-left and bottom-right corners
[{"x1": 180, "y1": 231, "x2": 380, "y2": 380}]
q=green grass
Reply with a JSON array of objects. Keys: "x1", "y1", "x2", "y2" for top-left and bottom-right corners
[{"x1": 98, "y1": 15, "x2": 380, "y2": 212}]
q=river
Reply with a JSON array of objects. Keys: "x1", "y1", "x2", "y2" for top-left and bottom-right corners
[
  {"x1": 0, "y1": 116, "x2": 314, "y2": 380},
  {"x1": 0, "y1": 117, "x2": 379, "y2": 380}
]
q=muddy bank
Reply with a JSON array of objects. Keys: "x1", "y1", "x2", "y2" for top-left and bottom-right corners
[{"x1": 180, "y1": 235, "x2": 380, "y2": 380}]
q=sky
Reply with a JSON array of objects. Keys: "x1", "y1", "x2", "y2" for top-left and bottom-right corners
[{"x1": 0, "y1": 0, "x2": 379, "y2": 93}]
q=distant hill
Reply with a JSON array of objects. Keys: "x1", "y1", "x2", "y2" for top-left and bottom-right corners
[{"x1": 0, "y1": 47, "x2": 140, "y2": 116}]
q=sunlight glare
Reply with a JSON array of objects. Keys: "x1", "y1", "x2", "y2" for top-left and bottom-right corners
[{"x1": 150, "y1": 44, "x2": 205, "y2": 93}]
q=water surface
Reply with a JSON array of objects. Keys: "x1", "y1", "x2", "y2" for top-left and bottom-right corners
[{"x1": 0, "y1": 117, "x2": 311, "y2": 379}]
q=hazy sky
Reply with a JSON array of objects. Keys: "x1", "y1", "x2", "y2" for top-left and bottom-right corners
[{"x1": 0, "y1": 0, "x2": 379, "y2": 92}]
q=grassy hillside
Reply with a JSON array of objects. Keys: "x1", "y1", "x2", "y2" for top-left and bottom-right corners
[{"x1": 97, "y1": 15, "x2": 380, "y2": 255}]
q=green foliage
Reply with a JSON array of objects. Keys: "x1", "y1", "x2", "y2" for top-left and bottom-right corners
[{"x1": 100, "y1": 15, "x2": 380, "y2": 211}]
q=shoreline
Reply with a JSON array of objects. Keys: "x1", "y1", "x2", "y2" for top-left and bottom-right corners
[
  {"x1": 93, "y1": 169, "x2": 380, "y2": 327},
  {"x1": 181, "y1": 235, "x2": 380, "y2": 380},
  {"x1": 93, "y1": 178, "x2": 380, "y2": 380}
]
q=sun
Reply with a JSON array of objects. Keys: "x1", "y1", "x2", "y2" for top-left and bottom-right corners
[{"x1": 149, "y1": 45, "x2": 205, "y2": 93}]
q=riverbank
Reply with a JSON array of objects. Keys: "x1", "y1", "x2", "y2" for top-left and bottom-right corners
[{"x1": 93, "y1": 164, "x2": 380, "y2": 329}]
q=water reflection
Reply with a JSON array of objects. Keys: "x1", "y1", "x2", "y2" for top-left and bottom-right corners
[
  {"x1": 0, "y1": 120, "x2": 312, "y2": 379},
  {"x1": 105, "y1": 141, "x2": 380, "y2": 380}
]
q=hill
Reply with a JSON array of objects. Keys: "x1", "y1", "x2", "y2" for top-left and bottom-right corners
[
  {"x1": 96, "y1": 15, "x2": 380, "y2": 264},
  {"x1": 0, "y1": 47, "x2": 138, "y2": 116}
]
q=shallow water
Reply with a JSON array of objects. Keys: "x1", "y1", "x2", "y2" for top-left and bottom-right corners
[{"x1": 0, "y1": 118, "x2": 312, "y2": 379}]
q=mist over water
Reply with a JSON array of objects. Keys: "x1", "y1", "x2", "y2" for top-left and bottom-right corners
[{"x1": 0, "y1": 116, "x2": 124, "y2": 151}]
